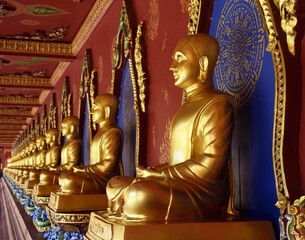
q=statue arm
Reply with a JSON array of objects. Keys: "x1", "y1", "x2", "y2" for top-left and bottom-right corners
[
  {"x1": 66, "y1": 141, "x2": 82, "y2": 170},
  {"x1": 162, "y1": 98, "x2": 235, "y2": 180},
  {"x1": 85, "y1": 129, "x2": 123, "y2": 174}
]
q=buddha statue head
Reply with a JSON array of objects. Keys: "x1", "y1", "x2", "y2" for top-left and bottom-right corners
[
  {"x1": 36, "y1": 136, "x2": 47, "y2": 151},
  {"x1": 46, "y1": 128, "x2": 59, "y2": 146},
  {"x1": 169, "y1": 33, "x2": 219, "y2": 90},
  {"x1": 61, "y1": 116, "x2": 80, "y2": 139},
  {"x1": 90, "y1": 94, "x2": 118, "y2": 125}
]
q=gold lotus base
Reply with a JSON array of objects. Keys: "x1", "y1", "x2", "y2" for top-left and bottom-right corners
[
  {"x1": 45, "y1": 206, "x2": 90, "y2": 233},
  {"x1": 85, "y1": 211, "x2": 276, "y2": 240},
  {"x1": 33, "y1": 184, "x2": 60, "y2": 197},
  {"x1": 49, "y1": 192, "x2": 108, "y2": 212}
]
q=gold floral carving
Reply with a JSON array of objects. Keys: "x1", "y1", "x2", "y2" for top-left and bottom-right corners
[
  {"x1": 72, "y1": 0, "x2": 114, "y2": 55},
  {"x1": 287, "y1": 196, "x2": 305, "y2": 240},
  {"x1": 273, "y1": 0, "x2": 297, "y2": 55},
  {"x1": 161, "y1": 84, "x2": 169, "y2": 106},
  {"x1": 162, "y1": 33, "x2": 167, "y2": 52},
  {"x1": 148, "y1": 0, "x2": 160, "y2": 41},
  {"x1": 0, "y1": 39, "x2": 72, "y2": 56},
  {"x1": 159, "y1": 118, "x2": 171, "y2": 164},
  {"x1": 134, "y1": 22, "x2": 146, "y2": 113},
  {"x1": 0, "y1": 109, "x2": 33, "y2": 117},
  {"x1": 46, "y1": 207, "x2": 90, "y2": 224},
  {"x1": 0, "y1": 75, "x2": 52, "y2": 88},
  {"x1": 257, "y1": 0, "x2": 289, "y2": 231},
  {"x1": 188, "y1": 0, "x2": 202, "y2": 35},
  {"x1": 0, "y1": 96, "x2": 40, "y2": 106},
  {"x1": 0, "y1": 118, "x2": 27, "y2": 125}
]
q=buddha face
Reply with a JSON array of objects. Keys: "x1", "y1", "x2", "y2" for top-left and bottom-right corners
[
  {"x1": 90, "y1": 102, "x2": 104, "y2": 124},
  {"x1": 169, "y1": 41, "x2": 200, "y2": 89},
  {"x1": 61, "y1": 121, "x2": 69, "y2": 137}
]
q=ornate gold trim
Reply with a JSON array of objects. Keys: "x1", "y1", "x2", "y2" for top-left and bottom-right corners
[
  {"x1": 0, "y1": 39, "x2": 72, "y2": 56},
  {"x1": 0, "y1": 109, "x2": 33, "y2": 117},
  {"x1": 0, "y1": 125, "x2": 24, "y2": 130},
  {"x1": 188, "y1": 0, "x2": 202, "y2": 35},
  {"x1": 0, "y1": 75, "x2": 52, "y2": 88},
  {"x1": 0, "y1": 118, "x2": 27, "y2": 125},
  {"x1": 50, "y1": 62, "x2": 70, "y2": 86},
  {"x1": 0, "y1": 96, "x2": 40, "y2": 106},
  {"x1": 273, "y1": 0, "x2": 297, "y2": 55},
  {"x1": 257, "y1": 0, "x2": 289, "y2": 227},
  {"x1": 72, "y1": 0, "x2": 114, "y2": 55},
  {"x1": 134, "y1": 22, "x2": 146, "y2": 113},
  {"x1": 46, "y1": 206, "x2": 90, "y2": 224}
]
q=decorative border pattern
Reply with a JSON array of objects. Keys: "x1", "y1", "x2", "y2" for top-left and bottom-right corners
[
  {"x1": 46, "y1": 206, "x2": 90, "y2": 224},
  {"x1": 0, "y1": 39, "x2": 72, "y2": 56},
  {"x1": 0, "y1": 96, "x2": 40, "y2": 106},
  {"x1": 0, "y1": 109, "x2": 33, "y2": 117},
  {"x1": 0, "y1": 125, "x2": 24, "y2": 130},
  {"x1": 0, "y1": 118, "x2": 27, "y2": 125},
  {"x1": 0, "y1": 75, "x2": 52, "y2": 88},
  {"x1": 72, "y1": 0, "x2": 114, "y2": 55}
]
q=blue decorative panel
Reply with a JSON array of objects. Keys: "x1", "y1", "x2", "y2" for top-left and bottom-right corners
[
  {"x1": 210, "y1": 0, "x2": 279, "y2": 233},
  {"x1": 117, "y1": 59, "x2": 137, "y2": 177},
  {"x1": 82, "y1": 100, "x2": 90, "y2": 166}
]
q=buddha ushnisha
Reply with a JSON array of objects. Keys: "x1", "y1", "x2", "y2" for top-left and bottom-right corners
[{"x1": 107, "y1": 34, "x2": 236, "y2": 221}]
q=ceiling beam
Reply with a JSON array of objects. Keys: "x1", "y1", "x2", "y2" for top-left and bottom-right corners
[
  {"x1": 0, "y1": 119, "x2": 27, "y2": 125},
  {"x1": 0, "y1": 96, "x2": 40, "y2": 106},
  {"x1": 0, "y1": 109, "x2": 33, "y2": 117},
  {"x1": 0, "y1": 125, "x2": 25, "y2": 130},
  {"x1": 0, "y1": 75, "x2": 53, "y2": 89},
  {"x1": 0, "y1": 39, "x2": 74, "y2": 58},
  {"x1": 0, "y1": 130, "x2": 22, "y2": 134}
]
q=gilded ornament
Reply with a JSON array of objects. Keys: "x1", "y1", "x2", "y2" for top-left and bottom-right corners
[
  {"x1": 159, "y1": 118, "x2": 171, "y2": 164},
  {"x1": 257, "y1": 0, "x2": 289, "y2": 237},
  {"x1": 273, "y1": 0, "x2": 297, "y2": 55},
  {"x1": 0, "y1": 39, "x2": 72, "y2": 56},
  {"x1": 0, "y1": 75, "x2": 52, "y2": 88},
  {"x1": 0, "y1": 108, "x2": 33, "y2": 117},
  {"x1": 187, "y1": 0, "x2": 201, "y2": 35},
  {"x1": 0, "y1": 96, "x2": 40, "y2": 106},
  {"x1": 287, "y1": 196, "x2": 305, "y2": 240},
  {"x1": 134, "y1": 22, "x2": 146, "y2": 113},
  {"x1": 72, "y1": 0, "x2": 114, "y2": 55}
]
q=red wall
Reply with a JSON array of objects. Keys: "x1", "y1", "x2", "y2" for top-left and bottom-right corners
[{"x1": 26, "y1": 0, "x2": 190, "y2": 167}]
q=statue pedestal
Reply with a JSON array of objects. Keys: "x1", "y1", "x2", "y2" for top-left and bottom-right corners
[
  {"x1": 25, "y1": 179, "x2": 40, "y2": 194},
  {"x1": 85, "y1": 211, "x2": 276, "y2": 240},
  {"x1": 45, "y1": 206, "x2": 91, "y2": 233},
  {"x1": 33, "y1": 184, "x2": 60, "y2": 197},
  {"x1": 49, "y1": 192, "x2": 108, "y2": 212}
]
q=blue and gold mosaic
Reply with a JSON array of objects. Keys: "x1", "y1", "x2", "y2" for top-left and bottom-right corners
[{"x1": 215, "y1": 0, "x2": 265, "y2": 106}]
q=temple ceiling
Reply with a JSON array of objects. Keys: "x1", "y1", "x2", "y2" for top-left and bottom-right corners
[{"x1": 0, "y1": 0, "x2": 107, "y2": 147}]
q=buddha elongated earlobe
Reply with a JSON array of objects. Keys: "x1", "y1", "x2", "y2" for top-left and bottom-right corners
[
  {"x1": 199, "y1": 56, "x2": 208, "y2": 83},
  {"x1": 69, "y1": 125, "x2": 75, "y2": 134},
  {"x1": 105, "y1": 106, "x2": 111, "y2": 120}
]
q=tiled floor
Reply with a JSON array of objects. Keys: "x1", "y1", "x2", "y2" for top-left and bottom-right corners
[{"x1": 0, "y1": 178, "x2": 8, "y2": 240}]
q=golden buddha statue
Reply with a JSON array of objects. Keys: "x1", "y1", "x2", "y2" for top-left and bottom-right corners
[
  {"x1": 48, "y1": 94, "x2": 123, "y2": 212},
  {"x1": 25, "y1": 136, "x2": 47, "y2": 191},
  {"x1": 58, "y1": 94, "x2": 123, "y2": 194},
  {"x1": 53, "y1": 116, "x2": 82, "y2": 172},
  {"x1": 20, "y1": 141, "x2": 37, "y2": 187},
  {"x1": 34, "y1": 118, "x2": 81, "y2": 199},
  {"x1": 106, "y1": 34, "x2": 236, "y2": 221},
  {"x1": 37, "y1": 128, "x2": 61, "y2": 186}
]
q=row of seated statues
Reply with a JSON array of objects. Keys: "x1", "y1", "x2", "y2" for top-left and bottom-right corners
[{"x1": 4, "y1": 34, "x2": 237, "y2": 229}]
